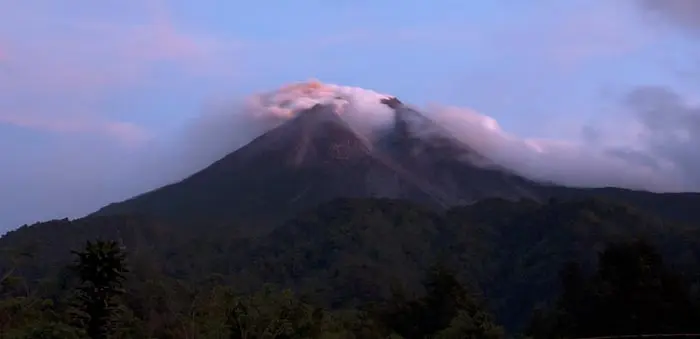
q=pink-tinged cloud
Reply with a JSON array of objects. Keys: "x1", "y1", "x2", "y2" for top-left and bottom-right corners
[
  {"x1": 0, "y1": 113, "x2": 150, "y2": 146},
  {"x1": 0, "y1": 0, "x2": 238, "y2": 142}
]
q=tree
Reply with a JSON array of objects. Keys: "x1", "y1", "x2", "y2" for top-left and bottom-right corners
[
  {"x1": 528, "y1": 240, "x2": 699, "y2": 338},
  {"x1": 70, "y1": 240, "x2": 129, "y2": 339},
  {"x1": 20, "y1": 321, "x2": 83, "y2": 339},
  {"x1": 378, "y1": 265, "x2": 503, "y2": 339},
  {"x1": 590, "y1": 240, "x2": 696, "y2": 335},
  {"x1": 225, "y1": 286, "x2": 325, "y2": 339}
]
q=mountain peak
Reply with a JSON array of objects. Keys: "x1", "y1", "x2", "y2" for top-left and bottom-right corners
[
  {"x1": 92, "y1": 81, "x2": 546, "y2": 225},
  {"x1": 248, "y1": 79, "x2": 396, "y2": 119}
]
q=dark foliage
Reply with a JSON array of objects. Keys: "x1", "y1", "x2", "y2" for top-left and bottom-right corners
[
  {"x1": 374, "y1": 264, "x2": 504, "y2": 338},
  {"x1": 528, "y1": 239, "x2": 700, "y2": 338},
  {"x1": 0, "y1": 243, "x2": 503, "y2": 338},
  {"x1": 1, "y1": 197, "x2": 700, "y2": 337},
  {"x1": 70, "y1": 240, "x2": 128, "y2": 339}
]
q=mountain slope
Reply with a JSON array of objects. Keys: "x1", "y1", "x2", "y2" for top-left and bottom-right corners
[
  {"x1": 91, "y1": 81, "x2": 700, "y2": 231},
  {"x1": 94, "y1": 104, "x2": 401, "y2": 226},
  {"x1": 93, "y1": 89, "x2": 548, "y2": 227},
  {"x1": 376, "y1": 103, "x2": 542, "y2": 205}
]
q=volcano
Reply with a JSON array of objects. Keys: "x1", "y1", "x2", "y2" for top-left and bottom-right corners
[
  {"x1": 8, "y1": 81, "x2": 700, "y2": 338},
  {"x1": 93, "y1": 81, "x2": 545, "y2": 226},
  {"x1": 92, "y1": 81, "x2": 699, "y2": 228}
]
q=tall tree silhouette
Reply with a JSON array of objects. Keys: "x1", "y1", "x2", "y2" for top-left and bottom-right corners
[
  {"x1": 528, "y1": 239, "x2": 699, "y2": 338},
  {"x1": 379, "y1": 264, "x2": 503, "y2": 338},
  {"x1": 591, "y1": 240, "x2": 696, "y2": 335},
  {"x1": 70, "y1": 240, "x2": 129, "y2": 339}
]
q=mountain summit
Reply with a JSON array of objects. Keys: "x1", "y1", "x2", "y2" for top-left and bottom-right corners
[{"x1": 91, "y1": 81, "x2": 552, "y2": 226}]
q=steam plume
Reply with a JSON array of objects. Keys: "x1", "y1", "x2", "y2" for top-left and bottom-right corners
[{"x1": 149, "y1": 80, "x2": 687, "y2": 194}]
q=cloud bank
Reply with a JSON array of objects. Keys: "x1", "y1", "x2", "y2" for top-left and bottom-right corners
[{"x1": 429, "y1": 99, "x2": 697, "y2": 192}]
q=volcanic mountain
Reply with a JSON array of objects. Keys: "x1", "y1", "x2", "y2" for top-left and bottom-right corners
[
  {"x1": 92, "y1": 81, "x2": 543, "y2": 225},
  {"x1": 6, "y1": 81, "x2": 700, "y2": 334},
  {"x1": 92, "y1": 81, "x2": 700, "y2": 227}
]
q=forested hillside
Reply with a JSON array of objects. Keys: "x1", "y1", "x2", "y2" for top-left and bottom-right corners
[{"x1": 1, "y1": 198, "x2": 700, "y2": 337}]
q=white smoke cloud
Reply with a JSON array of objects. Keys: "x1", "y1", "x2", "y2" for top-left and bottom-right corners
[
  {"x1": 138, "y1": 80, "x2": 689, "y2": 195},
  {"x1": 425, "y1": 104, "x2": 684, "y2": 192}
]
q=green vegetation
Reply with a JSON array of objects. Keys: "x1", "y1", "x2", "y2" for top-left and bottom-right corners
[
  {"x1": 70, "y1": 240, "x2": 129, "y2": 338},
  {"x1": 1, "y1": 197, "x2": 700, "y2": 337},
  {"x1": 528, "y1": 240, "x2": 700, "y2": 338},
  {"x1": 0, "y1": 239, "x2": 503, "y2": 338}
]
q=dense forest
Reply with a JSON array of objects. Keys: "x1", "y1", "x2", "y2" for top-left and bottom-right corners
[{"x1": 2, "y1": 197, "x2": 700, "y2": 338}]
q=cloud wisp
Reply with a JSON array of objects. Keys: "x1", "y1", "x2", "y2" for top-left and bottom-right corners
[
  {"x1": 0, "y1": 0, "x2": 235, "y2": 143},
  {"x1": 636, "y1": 0, "x2": 700, "y2": 35}
]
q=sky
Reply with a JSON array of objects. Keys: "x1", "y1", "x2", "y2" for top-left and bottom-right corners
[{"x1": 0, "y1": 0, "x2": 699, "y2": 230}]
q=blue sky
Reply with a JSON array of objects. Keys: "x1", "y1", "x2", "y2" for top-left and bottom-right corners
[{"x1": 1, "y1": 0, "x2": 699, "y2": 229}]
